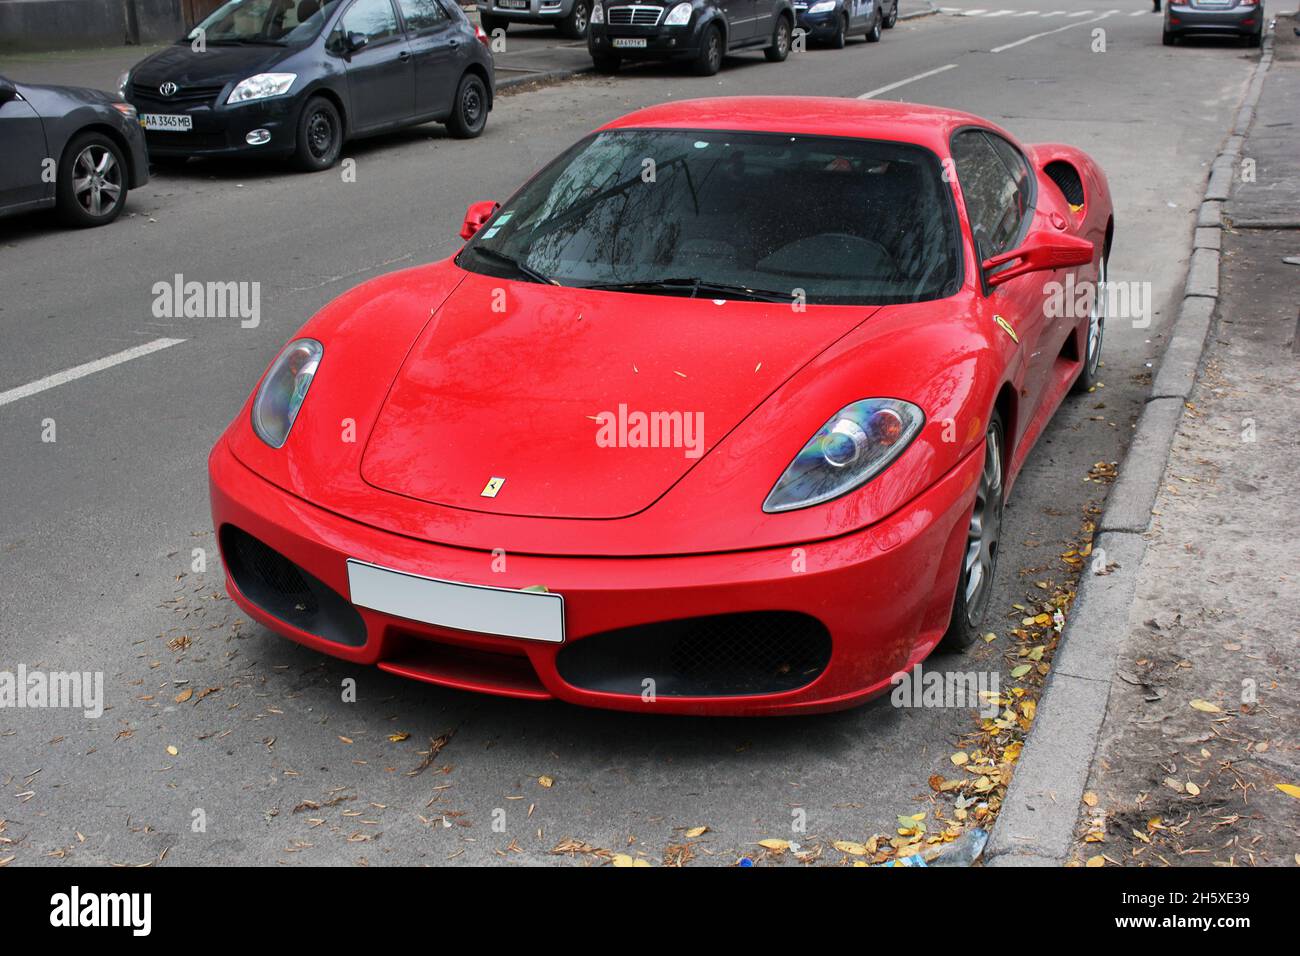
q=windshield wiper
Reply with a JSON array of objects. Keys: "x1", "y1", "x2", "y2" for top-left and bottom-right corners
[
  {"x1": 469, "y1": 246, "x2": 556, "y2": 285},
  {"x1": 584, "y1": 277, "x2": 792, "y2": 303}
]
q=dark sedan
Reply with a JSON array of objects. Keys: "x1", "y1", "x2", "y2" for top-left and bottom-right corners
[
  {"x1": 588, "y1": 0, "x2": 796, "y2": 76},
  {"x1": 121, "y1": 0, "x2": 495, "y2": 171},
  {"x1": 792, "y1": 0, "x2": 896, "y2": 47},
  {"x1": 1163, "y1": 0, "x2": 1263, "y2": 45},
  {"x1": 0, "y1": 75, "x2": 149, "y2": 228}
]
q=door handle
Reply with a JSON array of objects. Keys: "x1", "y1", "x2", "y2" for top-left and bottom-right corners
[{"x1": 398, "y1": 50, "x2": 412, "y2": 61}]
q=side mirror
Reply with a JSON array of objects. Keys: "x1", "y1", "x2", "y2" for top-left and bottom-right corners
[
  {"x1": 0, "y1": 77, "x2": 18, "y2": 104},
  {"x1": 345, "y1": 31, "x2": 370, "y2": 53},
  {"x1": 982, "y1": 230, "x2": 1094, "y2": 288},
  {"x1": 459, "y1": 200, "x2": 499, "y2": 241}
]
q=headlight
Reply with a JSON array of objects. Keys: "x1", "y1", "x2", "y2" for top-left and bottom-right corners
[
  {"x1": 227, "y1": 72, "x2": 297, "y2": 104},
  {"x1": 117, "y1": 71, "x2": 130, "y2": 98},
  {"x1": 591, "y1": 1, "x2": 604, "y2": 23},
  {"x1": 664, "y1": 2, "x2": 692, "y2": 24},
  {"x1": 252, "y1": 339, "x2": 322, "y2": 448},
  {"x1": 763, "y1": 399, "x2": 924, "y2": 513},
  {"x1": 808, "y1": 0, "x2": 836, "y2": 12}
]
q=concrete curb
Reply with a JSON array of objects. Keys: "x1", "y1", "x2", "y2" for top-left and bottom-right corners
[
  {"x1": 985, "y1": 24, "x2": 1278, "y2": 867},
  {"x1": 498, "y1": 67, "x2": 590, "y2": 92}
]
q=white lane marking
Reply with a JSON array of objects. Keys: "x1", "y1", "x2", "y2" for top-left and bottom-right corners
[
  {"x1": 0, "y1": 338, "x2": 187, "y2": 409},
  {"x1": 1067, "y1": 9, "x2": 1094, "y2": 15},
  {"x1": 985, "y1": 8, "x2": 1015, "y2": 15},
  {"x1": 858, "y1": 63, "x2": 959, "y2": 99},
  {"x1": 1014, "y1": 10, "x2": 1041, "y2": 15},
  {"x1": 1042, "y1": 9, "x2": 1067, "y2": 15},
  {"x1": 990, "y1": 10, "x2": 1113, "y2": 51},
  {"x1": 964, "y1": 8, "x2": 988, "y2": 14}
]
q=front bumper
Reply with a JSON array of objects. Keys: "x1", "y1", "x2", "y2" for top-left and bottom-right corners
[
  {"x1": 478, "y1": 0, "x2": 570, "y2": 22},
  {"x1": 1165, "y1": 3, "x2": 1261, "y2": 34},
  {"x1": 128, "y1": 90, "x2": 299, "y2": 159},
  {"x1": 795, "y1": 10, "x2": 841, "y2": 38},
  {"x1": 209, "y1": 436, "x2": 982, "y2": 716},
  {"x1": 588, "y1": 23, "x2": 701, "y2": 60}
]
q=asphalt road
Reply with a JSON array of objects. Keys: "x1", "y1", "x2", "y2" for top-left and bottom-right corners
[{"x1": 0, "y1": 3, "x2": 1259, "y2": 865}]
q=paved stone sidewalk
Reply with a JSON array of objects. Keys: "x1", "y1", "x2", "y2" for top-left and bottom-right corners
[{"x1": 1071, "y1": 18, "x2": 1300, "y2": 867}]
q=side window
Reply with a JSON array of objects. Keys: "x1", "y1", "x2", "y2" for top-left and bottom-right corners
[
  {"x1": 340, "y1": 0, "x2": 400, "y2": 42},
  {"x1": 985, "y1": 133, "x2": 1034, "y2": 239},
  {"x1": 951, "y1": 129, "x2": 1025, "y2": 260},
  {"x1": 396, "y1": 0, "x2": 447, "y2": 32}
]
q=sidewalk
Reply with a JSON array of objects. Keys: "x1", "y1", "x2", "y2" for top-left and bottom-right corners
[
  {"x1": 1069, "y1": 18, "x2": 1300, "y2": 866},
  {"x1": 0, "y1": 1, "x2": 938, "y2": 95}
]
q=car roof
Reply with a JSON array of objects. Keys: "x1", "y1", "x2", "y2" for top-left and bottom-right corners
[{"x1": 598, "y1": 97, "x2": 1000, "y2": 154}]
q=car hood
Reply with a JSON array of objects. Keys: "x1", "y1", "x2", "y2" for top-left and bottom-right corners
[
  {"x1": 129, "y1": 43, "x2": 289, "y2": 88},
  {"x1": 16, "y1": 82, "x2": 118, "y2": 111},
  {"x1": 358, "y1": 271, "x2": 880, "y2": 520}
]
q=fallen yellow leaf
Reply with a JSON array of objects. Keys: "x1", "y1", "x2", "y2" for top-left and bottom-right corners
[
  {"x1": 538, "y1": 775, "x2": 554, "y2": 788},
  {"x1": 684, "y1": 826, "x2": 708, "y2": 838},
  {"x1": 1190, "y1": 699, "x2": 1222, "y2": 714},
  {"x1": 833, "y1": 841, "x2": 868, "y2": 856},
  {"x1": 1276, "y1": 783, "x2": 1300, "y2": 800},
  {"x1": 757, "y1": 838, "x2": 790, "y2": 852},
  {"x1": 1086, "y1": 855, "x2": 1106, "y2": 867},
  {"x1": 165, "y1": 745, "x2": 178, "y2": 756},
  {"x1": 174, "y1": 689, "x2": 193, "y2": 704},
  {"x1": 1082, "y1": 791, "x2": 1099, "y2": 807}
]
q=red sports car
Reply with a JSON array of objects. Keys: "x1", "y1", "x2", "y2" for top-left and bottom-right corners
[{"x1": 209, "y1": 97, "x2": 1112, "y2": 716}]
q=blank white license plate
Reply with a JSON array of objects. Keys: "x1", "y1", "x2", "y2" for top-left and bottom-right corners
[
  {"x1": 612, "y1": 37, "x2": 648, "y2": 47},
  {"x1": 346, "y1": 559, "x2": 565, "y2": 643},
  {"x1": 141, "y1": 113, "x2": 192, "y2": 131},
  {"x1": 499, "y1": 0, "x2": 527, "y2": 8}
]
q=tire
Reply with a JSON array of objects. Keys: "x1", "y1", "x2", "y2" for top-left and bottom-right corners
[
  {"x1": 591, "y1": 53, "x2": 621, "y2": 73},
  {"x1": 1246, "y1": 30, "x2": 1261, "y2": 48},
  {"x1": 941, "y1": 412, "x2": 1005, "y2": 651},
  {"x1": 693, "y1": 24, "x2": 724, "y2": 75},
  {"x1": 56, "y1": 132, "x2": 128, "y2": 227},
  {"x1": 764, "y1": 13, "x2": 792, "y2": 61},
  {"x1": 559, "y1": 0, "x2": 590, "y2": 38},
  {"x1": 865, "y1": 6, "x2": 881, "y2": 41},
  {"x1": 292, "y1": 95, "x2": 343, "y2": 171},
  {"x1": 883, "y1": 0, "x2": 897, "y2": 27},
  {"x1": 445, "y1": 72, "x2": 489, "y2": 139},
  {"x1": 831, "y1": 13, "x2": 848, "y2": 48},
  {"x1": 1071, "y1": 253, "x2": 1108, "y2": 395},
  {"x1": 1162, "y1": 28, "x2": 1176, "y2": 45},
  {"x1": 480, "y1": 13, "x2": 507, "y2": 32}
]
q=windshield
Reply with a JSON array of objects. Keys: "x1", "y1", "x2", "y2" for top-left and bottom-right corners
[
  {"x1": 187, "y1": 0, "x2": 341, "y2": 44},
  {"x1": 459, "y1": 129, "x2": 961, "y2": 305}
]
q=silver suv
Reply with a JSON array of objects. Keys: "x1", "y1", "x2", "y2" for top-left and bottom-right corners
[{"x1": 477, "y1": 0, "x2": 592, "y2": 37}]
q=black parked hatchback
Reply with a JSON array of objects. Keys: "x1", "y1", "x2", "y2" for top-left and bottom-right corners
[
  {"x1": 588, "y1": 0, "x2": 795, "y2": 76},
  {"x1": 122, "y1": 0, "x2": 494, "y2": 171}
]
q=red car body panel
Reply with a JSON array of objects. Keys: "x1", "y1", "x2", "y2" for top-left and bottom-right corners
[{"x1": 209, "y1": 96, "x2": 1113, "y2": 715}]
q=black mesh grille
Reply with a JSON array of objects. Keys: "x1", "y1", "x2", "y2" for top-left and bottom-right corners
[
  {"x1": 229, "y1": 529, "x2": 318, "y2": 613},
  {"x1": 132, "y1": 81, "x2": 226, "y2": 108},
  {"x1": 557, "y1": 612, "x2": 831, "y2": 698},
  {"x1": 1045, "y1": 160, "x2": 1085, "y2": 207},
  {"x1": 219, "y1": 526, "x2": 365, "y2": 647}
]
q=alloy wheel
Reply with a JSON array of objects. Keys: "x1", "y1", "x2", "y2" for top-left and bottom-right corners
[
  {"x1": 961, "y1": 423, "x2": 1003, "y2": 628},
  {"x1": 72, "y1": 145, "x2": 122, "y2": 218}
]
